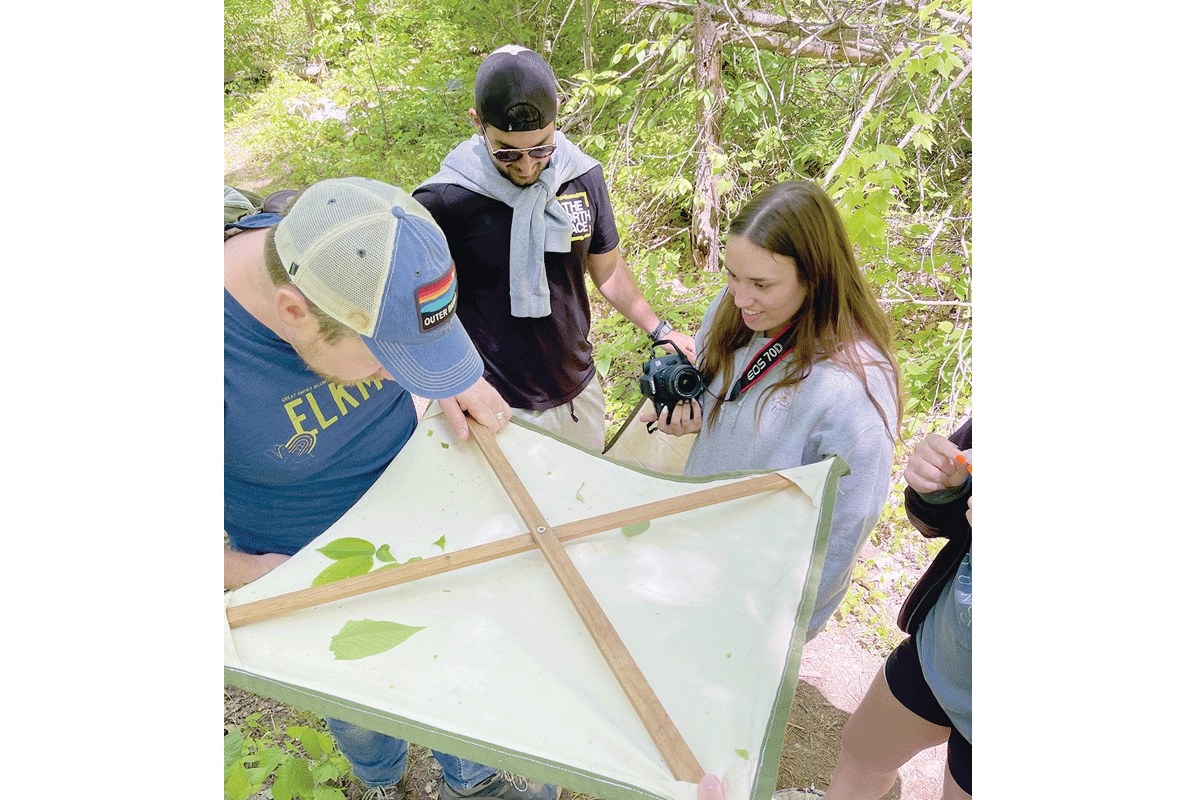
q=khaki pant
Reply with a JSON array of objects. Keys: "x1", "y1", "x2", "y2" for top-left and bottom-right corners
[{"x1": 511, "y1": 373, "x2": 606, "y2": 453}]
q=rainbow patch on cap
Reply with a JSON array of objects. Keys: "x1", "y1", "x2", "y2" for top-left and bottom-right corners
[{"x1": 416, "y1": 266, "x2": 459, "y2": 333}]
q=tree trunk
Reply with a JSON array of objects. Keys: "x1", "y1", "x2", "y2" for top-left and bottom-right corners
[{"x1": 690, "y1": 2, "x2": 725, "y2": 272}]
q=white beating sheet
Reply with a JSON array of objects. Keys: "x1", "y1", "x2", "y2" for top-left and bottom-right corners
[{"x1": 224, "y1": 415, "x2": 846, "y2": 800}]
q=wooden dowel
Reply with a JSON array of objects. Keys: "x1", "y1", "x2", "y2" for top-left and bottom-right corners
[
  {"x1": 467, "y1": 420, "x2": 705, "y2": 782},
  {"x1": 226, "y1": 473, "x2": 791, "y2": 629}
]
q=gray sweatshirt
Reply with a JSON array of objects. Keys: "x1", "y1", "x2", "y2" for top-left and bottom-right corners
[{"x1": 684, "y1": 293, "x2": 898, "y2": 640}]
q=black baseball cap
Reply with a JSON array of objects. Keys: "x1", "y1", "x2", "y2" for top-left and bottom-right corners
[{"x1": 474, "y1": 45, "x2": 558, "y2": 132}]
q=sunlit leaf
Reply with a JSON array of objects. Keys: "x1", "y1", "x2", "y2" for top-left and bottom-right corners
[
  {"x1": 311, "y1": 556, "x2": 373, "y2": 587},
  {"x1": 315, "y1": 537, "x2": 375, "y2": 560},
  {"x1": 329, "y1": 620, "x2": 426, "y2": 660},
  {"x1": 273, "y1": 756, "x2": 315, "y2": 799}
]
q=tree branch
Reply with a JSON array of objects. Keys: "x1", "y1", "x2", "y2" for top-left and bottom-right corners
[
  {"x1": 897, "y1": 51, "x2": 972, "y2": 149},
  {"x1": 613, "y1": 0, "x2": 896, "y2": 65},
  {"x1": 876, "y1": 298, "x2": 971, "y2": 307},
  {"x1": 822, "y1": 63, "x2": 902, "y2": 185}
]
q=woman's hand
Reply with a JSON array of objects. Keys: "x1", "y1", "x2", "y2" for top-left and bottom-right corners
[
  {"x1": 697, "y1": 774, "x2": 723, "y2": 800},
  {"x1": 639, "y1": 400, "x2": 704, "y2": 436},
  {"x1": 903, "y1": 434, "x2": 970, "y2": 494}
]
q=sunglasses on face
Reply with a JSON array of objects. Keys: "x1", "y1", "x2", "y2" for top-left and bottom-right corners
[{"x1": 481, "y1": 129, "x2": 556, "y2": 163}]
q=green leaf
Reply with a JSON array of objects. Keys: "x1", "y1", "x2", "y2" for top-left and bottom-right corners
[
  {"x1": 312, "y1": 758, "x2": 346, "y2": 785},
  {"x1": 311, "y1": 555, "x2": 373, "y2": 587},
  {"x1": 273, "y1": 756, "x2": 315, "y2": 799},
  {"x1": 329, "y1": 619, "x2": 426, "y2": 660},
  {"x1": 622, "y1": 521, "x2": 651, "y2": 538},
  {"x1": 315, "y1": 537, "x2": 376, "y2": 560},
  {"x1": 375, "y1": 544, "x2": 397, "y2": 562},
  {"x1": 441, "y1": 442, "x2": 449, "y2": 449},
  {"x1": 224, "y1": 727, "x2": 246, "y2": 769},
  {"x1": 594, "y1": 353, "x2": 611, "y2": 378},
  {"x1": 314, "y1": 786, "x2": 347, "y2": 800},
  {"x1": 253, "y1": 745, "x2": 285, "y2": 774},
  {"x1": 433, "y1": 535, "x2": 446, "y2": 550},
  {"x1": 735, "y1": 748, "x2": 749, "y2": 760},
  {"x1": 224, "y1": 761, "x2": 256, "y2": 800},
  {"x1": 289, "y1": 725, "x2": 328, "y2": 760}
]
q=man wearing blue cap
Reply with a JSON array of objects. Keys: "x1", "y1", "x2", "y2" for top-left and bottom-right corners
[
  {"x1": 224, "y1": 178, "x2": 556, "y2": 800},
  {"x1": 414, "y1": 45, "x2": 695, "y2": 452}
]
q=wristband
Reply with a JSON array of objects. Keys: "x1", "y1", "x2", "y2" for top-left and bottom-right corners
[{"x1": 649, "y1": 320, "x2": 673, "y2": 342}]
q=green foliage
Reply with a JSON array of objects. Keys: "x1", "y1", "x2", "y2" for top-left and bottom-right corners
[
  {"x1": 225, "y1": 0, "x2": 972, "y2": 480},
  {"x1": 225, "y1": 713, "x2": 353, "y2": 800}
]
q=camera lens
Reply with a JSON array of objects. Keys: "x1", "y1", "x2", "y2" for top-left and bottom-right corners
[{"x1": 669, "y1": 368, "x2": 702, "y2": 398}]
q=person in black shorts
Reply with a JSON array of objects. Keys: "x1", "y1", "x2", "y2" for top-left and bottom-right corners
[{"x1": 822, "y1": 418, "x2": 972, "y2": 799}]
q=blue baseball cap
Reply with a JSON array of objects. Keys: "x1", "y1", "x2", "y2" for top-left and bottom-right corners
[{"x1": 274, "y1": 177, "x2": 483, "y2": 399}]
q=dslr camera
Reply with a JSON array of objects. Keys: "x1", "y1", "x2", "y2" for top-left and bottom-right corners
[{"x1": 639, "y1": 347, "x2": 705, "y2": 420}]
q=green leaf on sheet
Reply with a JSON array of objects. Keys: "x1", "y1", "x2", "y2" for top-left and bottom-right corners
[
  {"x1": 441, "y1": 442, "x2": 449, "y2": 449},
  {"x1": 311, "y1": 556, "x2": 373, "y2": 586},
  {"x1": 433, "y1": 535, "x2": 446, "y2": 550},
  {"x1": 622, "y1": 521, "x2": 651, "y2": 538},
  {"x1": 735, "y1": 749, "x2": 749, "y2": 760},
  {"x1": 315, "y1": 537, "x2": 375, "y2": 560},
  {"x1": 330, "y1": 620, "x2": 426, "y2": 660},
  {"x1": 375, "y1": 544, "x2": 396, "y2": 562}
]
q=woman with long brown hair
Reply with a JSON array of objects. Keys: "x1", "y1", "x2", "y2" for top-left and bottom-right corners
[{"x1": 644, "y1": 180, "x2": 903, "y2": 641}]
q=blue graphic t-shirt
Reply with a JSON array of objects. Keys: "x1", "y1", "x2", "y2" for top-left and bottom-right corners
[{"x1": 224, "y1": 290, "x2": 418, "y2": 555}]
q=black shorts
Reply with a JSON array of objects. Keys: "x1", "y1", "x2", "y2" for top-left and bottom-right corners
[{"x1": 885, "y1": 635, "x2": 971, "y2": 794}]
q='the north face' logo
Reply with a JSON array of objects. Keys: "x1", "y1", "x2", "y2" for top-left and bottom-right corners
[
  {"x1": 559, "y1": 192, "x2": 592, "y2": 241},
  {"x1": 415, "y1": 266, "x2": 459, "y2": 333}
]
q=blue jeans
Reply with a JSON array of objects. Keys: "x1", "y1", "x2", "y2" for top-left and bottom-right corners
[{"x1": 325, "y1": 718, "x2": 497, "y2": 790}]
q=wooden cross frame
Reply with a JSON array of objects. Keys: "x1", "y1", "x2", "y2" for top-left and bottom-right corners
[{"x1": 226, "y1": 421, "x2": 799, "y2": 782}]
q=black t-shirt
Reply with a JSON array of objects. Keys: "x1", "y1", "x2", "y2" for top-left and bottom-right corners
[{"x1": 413, "y1": 164, "x2": 620, "y2": 410}]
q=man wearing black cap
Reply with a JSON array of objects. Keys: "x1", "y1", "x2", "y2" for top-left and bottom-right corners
[
  {"x1": 414, "y1": 45, "x2": 695, "y2": 453},
  {"x1": 225, "y1": 179, "x2": 559, "y2": 800}
]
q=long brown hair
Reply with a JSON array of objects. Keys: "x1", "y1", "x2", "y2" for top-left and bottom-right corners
[{"x1": 700, "y1": 180, "x2": 902, "y2": 437}]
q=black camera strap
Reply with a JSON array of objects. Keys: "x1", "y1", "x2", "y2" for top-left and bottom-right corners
[{"x1": 724, "y1": 324, "x2": 795, "y2": 401}]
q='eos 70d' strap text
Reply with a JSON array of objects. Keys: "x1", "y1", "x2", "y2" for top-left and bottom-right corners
[{"x1": 724, "y1": 324, "x2": 795, "y2": 401}]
